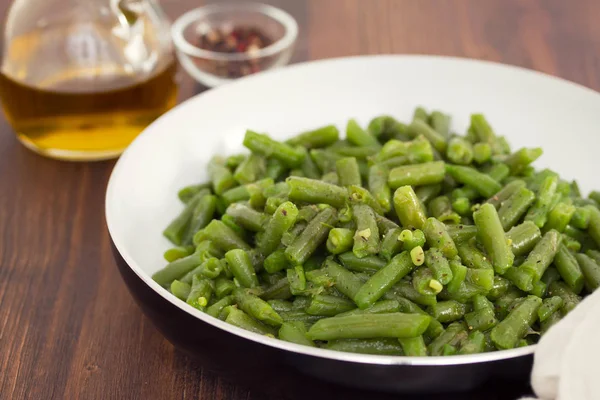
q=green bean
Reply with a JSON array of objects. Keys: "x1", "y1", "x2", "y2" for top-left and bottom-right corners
[
  {"x1": 225, "y1": 203, "x2": 267, "y2": 232},
  {"x1": 321, "y1": 171, "x2": 339, "y2": 185},
  {"x1": 346, "y1": 119, "x2": 380, "y2": 148},
  {"x1": 225, "y1": 249, "x2": 258, "y2": 288},
  {"x1": 446, "y1": 137, "x2": 473, "y2": 165},
  {"x1": 286, "y1": 176, "x2": 348, "y2": 208},
  {"x1": 163, "y1": 191, "x2": 205, "y2": 245},
  {"x1": 324, "y1": 259, "x2": 363, "y2": 300},
  {"x1": 541, "y1": 310, "x2": 563, "y2": 334},
  {"x1": 554, "y1": 244, "x2": 584, "y2": 293},
  {"x1": 203, "y1": 220, "x2": 251, "y2": 252},
  {"x1": 520, "y1": 229, "x2": 561, "y2": 282},
  {"x1": 423, "y1": 248, "x2": 453, "y2": 285},
  {"x1": 368, "y1": 115, "x2": 407, "y2": 140},
  {"x1": 338, "y1": 252, "x2": 386, "y2": 273},
  {"x1": 473, "y1": 143, "x2": 492, "y2": 164},
  {"x1": 525, "y1": 175, "x2": 559, "y2": 228},
  {"x1": 458, "y1": 331, "x2": 486, "y2": 354},
  {"x1": 234, "y1": 153, "x2": 266, "y2": 184},
  {"x1": 296, "y1": 147, "x2": 320, "y2": 179},
  {"x1": 348, "y1": 185, "x2": 385, "y2": 215},
  {"x1": 261, "y1": 277, "x2": 293, "y2": 300},
  {"x1": 327, "y1": 338, "x2": 403, "y2": 355},
  {"x1": 171, "y1": 280, "x2": 191, "y2": 300},
  {"x1": 396, "y1": 335, "x2": 427, "y2": 356},
  {"x1": 446, "y1": 165, "x2": 502, "y2": 198},
  {"x1": 351, "y1": 204, "x2": 380, "y2": 258},
  {"x1": 153, "y1": 252, "x2": 203, "y2": 287},
  {"x1": 464, "y1": 306, "x2": 498, "y2": 332},
  {"x1": 267, "y1": 299, "x2": 294, "y2": 313},
  {"x1": 491, "y1": 295, "x2": 541, "y2": 349},
  {"x1": 307, "y1": 312, "x2": 431, "y2": 340},
  {"x1": 285, "y1": 207, "x2": 337, "y2": 265},
  {"x1": 430, "y1": 110, "x2": 451, "y2": 137},
  {"x1": 378, "y1": 228, "x2": 402, "y2": 261},
  {"x1": 575, "y1": 253, "x2": 600, "y2": 291},
  {"x1": 428, "y1": 300, "x2": 467, "y2": 323},
  {"x1": 470, "y1": 114, "x2": 496, "y2": 143},
  {"x1": 287, "y1": 125, "x2": 340, "y2": 149},
  {"x1": 412, "y1": 106, "x2": 428, "y2": 122},
  {"x1": 388, "y1": 161, "x2": 446, "y2": 188},
  {"x1": 325, "y1": 228, "x2": 354, "y2": 255},
  {"x1": 220, "y1": 214, "x2": 249, "y2": 242},
  {"x1": 466, "y1": 268, "x2": 494, "y2": 291},
  {"x1": 538, "y1": 296, "x2": 563, "y2": 323},
  {"x1": 214, "y1": 277, "x2": 236, "y2": 298},
  {"x1": 457, "y1": 240, "x2": 493, "y2": 270},
  {"x1": 335, "y1": 157, "x2": 362, "y2": 187},
  {"x1": 354, "y1": 252, "x2": 414, "y2": 309},
  {"x1": 368, "y1": 165, "x2": 392, "y2": 213},
  {"x1": 234, "y1": 288, "x2": 283, "y2": 326},
  {"x1": 506, "y1": 221, "x2": 542, "y2": 257},
  {"x1": 504, "y1": 148, "x2": 543, "y2": 175},
  {"x1": 446, "y1": 224, "x2": 478, "y2": 244},
  {"x1": 337, "y1": 299, "x2": 400, "y2": 317},
  {"x1": 393, "y1": 186, "x2": 428, "y2": 229},
  {"x1": 401, "y1": 229, "x2": 426, "y2": 251},
  {"x1": 415, "y1": 184, "x2": 442, "y2": 206},
  {"x1": 428, "y1": 322, "x2": 468, "y2": 356},
  {"x1": 545, "y1": 202, "x2": 576, "y2": 233},
  {"x1": 310, "y1": 149, "x2": 340, "y2": 173},
  {"x1": 439, "y1": 281, "x2": 486, "y2": 304},
  {"x1": 498, "y1": 187, "x2": 535, "y2": 231},
  {"x1": 412, "y1": 267, "x2": 441, "y2": 296},
  {"x1": 587, "y1": 206, "x2": 600, "y2": 247},
  {"x1": 243, "y1": 130, "x2": 305, "y2": 167},
  {"x1": 178, "y1": 184, "x2": 210, "y2": 203},
  {"x1": 265, "y1": 158, "x2": 287, "y2": 180},
  {"x1": 187, "y1": 276, "x2": 213, "y2": 310},
  {"x1": 447, "y1": 259, "x2": 468, "y2": 294},
  {"x1": 428, "y1": 196, "x2": 461, "y2": 224},
  {"x1": 257, "y1": 201, "x2": 298, "y2": 256},
  {"x1": 423, "y1": 217, "x2": 458, "y2": 259},
  {"x1": 208, "y1": 156, "x2": 237, "y2": 195},
  {"x1": 487, "y1": 163, "x2": 511, "y2": 182},
  {"x1": 407, "y1": 119, "x2": 447, "y2": 153},
  {"x1": 487, "y1": 179, "x2": 527, "y2": 209},
  {"x1": 571, "y1": 207, "x2": 591, "y2": 230},
  {"x1": 224, "y1": 306, "x2": 277, "y2": 336},
  {"x1": 261, "y1": 249, "x2": 287, "y2": 274},
  {"x1": 494, "y1": 287, "x2": 524, "y2": 319},
  {"x1": 502, "y1": 267, "x2": 534, "y2": 292},
  {"x1": 206, "y1": 296, "x2": 234, "y2": 319},
  {"x1": 487, "y1": 276, "x2": 511, "y2": 300},
  {"x1": 590, "y1": 191, "x2": 600, "y2": 204},
  {"x1": 287, "y1": 265, "x2": 307, "y2": 295},
  {"x1": 331, "y1": 144, "x2": 380, "y2": 159},
  {"x1": 548, "y1": 281, "x2": 581, "y2": 313},
  {"x1": 164, "y1": 246, "x2": 195, "y2": 263},
  {"x1": 392, "y1": 280, "x2": 438, "y2": 307},
  {"x1": 278, "y1": 321, "x2": 315, "y2": 346},
  {"x1": 473, "y1": 204, "x2": 514, "y2": 274},
  {"x1": 306, "y1": 294, "x2": 356, "y2": 316}
]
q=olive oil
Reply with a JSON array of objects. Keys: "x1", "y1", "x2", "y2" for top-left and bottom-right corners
[{"x1": 0, "y1": 60, "x2": 178, "y2": 160}]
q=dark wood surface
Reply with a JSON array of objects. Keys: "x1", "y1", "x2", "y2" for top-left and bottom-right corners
[{"x1": 1, "y1": 0, "x2": 599, "y2": 399}]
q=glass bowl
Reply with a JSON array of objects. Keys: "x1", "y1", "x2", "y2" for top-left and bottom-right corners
[{"x1": 171, "y1": 2, "x2": 298, "y2": 88}]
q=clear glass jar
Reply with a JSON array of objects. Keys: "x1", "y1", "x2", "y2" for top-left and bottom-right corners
[{"x1": 0, "y1": 0, "x2": 178, "y2": 161}]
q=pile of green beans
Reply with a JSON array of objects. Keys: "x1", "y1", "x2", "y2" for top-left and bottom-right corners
[{"x1": 153, "y1": 108, "x2": 600, "y2": 356}]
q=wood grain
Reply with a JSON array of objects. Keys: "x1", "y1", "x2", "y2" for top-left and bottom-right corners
[{"x1": 1, "y1": 0, "x2": 599, "y2": 399}]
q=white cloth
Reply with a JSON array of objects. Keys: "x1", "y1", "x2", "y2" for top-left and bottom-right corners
[{"x1": 521, "y1": 288, "x2": 600, "y2": 400}]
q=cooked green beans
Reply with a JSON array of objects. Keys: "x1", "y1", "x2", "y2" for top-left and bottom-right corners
[{"x1": 156, "y1": 108, "x2": 600, "y2": 356}]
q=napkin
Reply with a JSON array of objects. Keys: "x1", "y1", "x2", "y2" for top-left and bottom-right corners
[{"x1": 520, "y1": 288, "x2": 600, "y2": 400}]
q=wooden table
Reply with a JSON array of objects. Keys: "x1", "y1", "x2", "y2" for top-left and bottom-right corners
[{"x1": 1, "y1": 0, "x2": 599, "y2": 398}]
